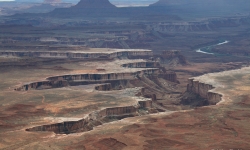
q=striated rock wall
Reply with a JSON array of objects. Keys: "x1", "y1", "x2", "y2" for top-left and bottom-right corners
[
  {"x1": 122, "y1": 62, "x2": 160, "y2": 68},
  {"x1": 187, "y1": 79, "x2": 222, "y2": 105},
  {"x1": 26, "y1": 105, "x2": 139, "y2": 134},
  {"x1": 94, "y1": 80, "x2": 133, "y2": 91},
  {"x1": 0, "y1": 50, "x2": 153, "y2": 59},
  {"x1": 48, "y1": 69, "x2": 159, "y2": 81},
  {"x1": 26, "y1": 118, "x2": 102, "y2": 134},
  {"x1": 138, "y1": 100, "x2": 152, "y2": 108},
  {"x1": 25, "y1": 85, "x2": 156, "y2": 134},
  {"x1": 207, "y1": 92, "x2": 222, "y2": 105},
  {"x1": 16, "y1": 69, "x2": 159, "y2": 91},
  {"x1": 15, "y1": 80, "x2": 68, "y2": 91},
  {"x1": 158, "y1": 71, "x2": 179, "y2": 83},
  {"x1": 98, "y1": 106, "x2": 137, "y2": 117}
]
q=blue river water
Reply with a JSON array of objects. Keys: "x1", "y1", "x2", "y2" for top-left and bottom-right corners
[{"x1": 196, "y1": 40, "x2": 229, "y2": 55}]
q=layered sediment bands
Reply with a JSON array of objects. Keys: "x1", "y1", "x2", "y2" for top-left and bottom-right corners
[
  {"x1": 98, "y1": 106, "x2": 137, "y2": 117},
  {"x1": 122, "y1": 62, "x2": 160, "y2": 68},
  {"x1": 0, "y1": 50, "x2": 153, "y2": 59},
  {"x1": 138, "y1": 100, "x2": 153, "y2": 108},
  {"x1": 48, "y1": 69, "x2": 159, "y2": 81},
  {"x1": 158, "y1": 72, "x2": 178, "y2": 83},
  {"x1": 15, "y1": 69, "x2": 180, "y2": 91},
  {"x1": 153, "y1": 50, "x2": 188, "y2": 65},
  {"x1": 94, "y1": 80, "x2": 133, "y2": 91},
  {"x1": 26, "y1": 118, "x2": 100, "y2": 134},
  {"x1": 16, "y1": 69, "x2": 159, "y2": 91},
  {"x1": 26, "y1": 104, "x2": 150, "y2": 134},
  {"x1": 187, "y1": 79, "x2": 222, "y2": 105}
]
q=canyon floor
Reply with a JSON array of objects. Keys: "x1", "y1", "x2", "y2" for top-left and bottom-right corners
[
  {"x1": 0, "y1": 47, "x2": 249, "y2": 150},
  {"x1": 0, "y1": 5, "x2": 250, "y2": 149}
]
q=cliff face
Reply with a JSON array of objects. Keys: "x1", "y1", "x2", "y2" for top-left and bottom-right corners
[
  {"x1": 49, "y1": 69, "x2": 159, "y2": 81},
  {"x1": 26, "y1": 118, "x2": 100, "y2": 134},
  {"x1": 25, "y1": 85, "x2": 156, "y2": 134},
  {"x1": 14, "y1": 68, "x2": 182, "y2": 91},
  {"x1": 99, "y1": 106, "x2": 137, "y2": 117},
  {"x1": 187, "y1": 79, "x2": 222, "y2": 105},
  {"x1": 122, "y1": 62, "x2": 160, "y2": 68},
  {"x1": 158, "y1": 72, "x2": 178, "y2": 83},
  {"x1": 152, "y1": 50, "x2": 187, "y2": 66},
  {"x1": 0, "y1": 50, "x2": 153, "y2": 59},
  {"x1": 26, "y1": 104, "x2": 149, "y2": 134},
  {"x1": 138, "y1": 100, "x2": 152, "y2": 108}
]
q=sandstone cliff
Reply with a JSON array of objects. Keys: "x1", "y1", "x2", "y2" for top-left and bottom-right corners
[
  {"x1": 0, "y1": 50, "x2": 153, "y2": 59},
  {"x1": 122, "y1": 62, "x2": 160, "y2": 68},
  {"x1": 186, "y1": 78, "x2": 222, "y2": 105},
  {"x1": 26, "y1": 100, "x2": 152, "y2": 134}
]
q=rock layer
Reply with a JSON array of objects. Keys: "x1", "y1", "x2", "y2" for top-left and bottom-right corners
[
  {"x1": 15, "y1": 69, "x2": 159, "y2": 91},
  {"x1": 26, "y1": 96, "x2": 152, "y2": 134},
  {"x1": 187, "y1": 78, "x2": 222, "y2": 105},
  {"x1": 0, "y1": 50, "x2": 153, "y2": 59}
]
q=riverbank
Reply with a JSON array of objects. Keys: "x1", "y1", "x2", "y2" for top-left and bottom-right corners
[{"x1": 196, "y1": 40, "x2": 230, "y2": 55}]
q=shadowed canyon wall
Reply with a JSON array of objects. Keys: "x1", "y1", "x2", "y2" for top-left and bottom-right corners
[
  {"x1": 15, "y1": 69, "x2": 160, "y2": 91},
  {"x1": 0, "y1": 50, "x2": 153, "y2": 59},
  {"x1": 26, "y1": 99, "x2": 152, "y2": 134},
  {"x1": 187, "y1": 79, "x2": 222, "y2": 105}
]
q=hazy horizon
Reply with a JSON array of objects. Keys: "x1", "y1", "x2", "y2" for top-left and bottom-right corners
[{"x1": 0, "y1": 0, "x2": 158, "y2": 7}]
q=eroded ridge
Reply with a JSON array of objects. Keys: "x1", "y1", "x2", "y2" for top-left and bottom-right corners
[
  {"x1": 184, "y1": 67, "x2": 250, "y2": 106},
  {"x1": 15, "y1": 69, "x2": 159, "y2": 91},
  {"x1": 0, "y1": 49, "x2": 153, "y2": 59},
  {"x1": 19, "y1": 49, "x2": 180, "y2": 134},
  {"x1": 26, "y1": 87, "x2": 153, "y2": 134},
  {"x1": 186, "y1": 78, "x2": 222, "y2": 105}
]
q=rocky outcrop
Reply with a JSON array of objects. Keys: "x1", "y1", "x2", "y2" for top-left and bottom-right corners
[
  {"x1": 0, "y1": 50, "x2": 153, "y2": 59},
  {"x1": 26, "y1": 101, "x2": 151, "y2": 134},
  {"x1": 122, "y1": 62, "x2": 160, "y2": 68},
  {"x1": 153, "y1": 50, "x2": 188, "y2": 66},
  {"x1": 158, "y1": 71, "x2": 178, "y2": 83},
  {"x1": 26, "y1": 118, "x2": 101, "y2": 134},
  {"x1": 138, "y1": 100, "x2": 152, "y2": 108},
  {"x1": 15, "y1": 68, "x2": 181, "y2": 91},
  {"x1": 74, "y1": 0, "x2": 116, "y2": 8},
  {"x1": 98, "y1": 106, "x2": 137, "y2": 117},
  {"x1": 15, "y1": 69, "x2": 159, "y2": 91},
  {"x1": 186, "y1": 79, "x2": 222, "y2": 105}
]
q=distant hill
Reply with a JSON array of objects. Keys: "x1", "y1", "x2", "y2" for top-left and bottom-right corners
[
  {"x1": 150, "y1": 0, "x2": 250, "y2": 17},
  {"x1": 74, "y1": 0, "x2": 116, "y2": 8}
]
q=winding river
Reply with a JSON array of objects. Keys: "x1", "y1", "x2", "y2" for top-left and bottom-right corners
[{"x1": 196, "y1": 40, "x2": 229, "y2": 55}]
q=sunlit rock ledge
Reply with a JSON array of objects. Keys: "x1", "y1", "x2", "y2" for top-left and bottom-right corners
[{"x1": 188, "y1": 66, "x2": 250, "y2": 105}]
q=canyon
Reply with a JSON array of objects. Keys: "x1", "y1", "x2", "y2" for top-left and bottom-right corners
[
  {"x1": 0, "y1": 0, "x2": 250, "y2": 149},
  {"x1": 2, "y1": 47, "x2": 238, "y2": 138},
  {"x1": 8, "y1": 48, "x2": 181, "y2": 135}
]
